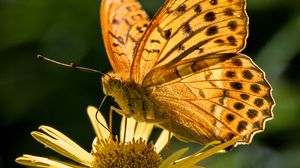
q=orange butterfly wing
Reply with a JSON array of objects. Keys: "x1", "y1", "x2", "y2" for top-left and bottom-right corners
[
  {"x1": 128, "y1": 0, "x2": 274, "y2": 144},
  {"x1": 100, "y1": 0, "x2": 274, "y2": 145},
  {"x1": 149, "y1": 54, "x2": 274, "y2": 144},
  {"x1": 131, "y1": 0, "x2": 248, "y2": 83},
  {"x1": 100, "y1": 0, "x2": 150, "y2": 76}
]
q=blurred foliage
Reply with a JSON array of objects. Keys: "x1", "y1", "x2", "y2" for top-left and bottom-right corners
[{"x1": 1, "y1": 0, "x2": 300, "y2": 167}]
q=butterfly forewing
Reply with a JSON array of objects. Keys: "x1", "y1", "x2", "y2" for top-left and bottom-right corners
[
  {"x1": 100, "y1": 0, "x2": 150, "y2": 74},
  {"x1": 131, "y1": 0, "x2": 247, "y2": 83}
]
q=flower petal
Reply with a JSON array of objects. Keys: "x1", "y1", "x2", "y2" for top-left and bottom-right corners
[
  {"x1": 173, "y1": 137, "x2": 241, "y2": 167},
  {"x1": 120, "y1": 116, "x2": 136, "y2": 142},
  {"x1": 32, "y1": 126, "x2": 92, "y2": 166},
  {"x1": 87, "y1": 106, "x2": 110, "y2": 140},
  {"x1": 159, "y1": 148, "x2": 189, "y2": 168},
  {"x1": 154, "y1": 130, "x2": 172, "y2": 153},
  {"x1": 15, "y1": 154, "x2": 88, "y2": 168},
  {"x1": 134, "y1": 122, "x2": 154, "y2": 142}
]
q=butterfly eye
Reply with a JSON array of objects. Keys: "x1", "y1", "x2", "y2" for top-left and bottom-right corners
[{"x1": 111, "y1": 78, "x2": 122, "y2": 91}]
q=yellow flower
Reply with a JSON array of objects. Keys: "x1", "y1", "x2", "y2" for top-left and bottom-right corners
[{"x1": 15, "y1": 106, "x2": 240, "y2": 168}]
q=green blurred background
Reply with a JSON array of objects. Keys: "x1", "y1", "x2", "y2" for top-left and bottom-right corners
[{"x1": 1, "y1": 0, "x2": 300, "y2": 167}]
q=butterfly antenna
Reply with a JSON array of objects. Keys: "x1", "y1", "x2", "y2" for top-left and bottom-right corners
[
  {"x1": 37, "y1": 54, "x2": 107, "y2": 76},
  {"x1": 95, "y1": 95, "x2": 114, "y2": 136}
]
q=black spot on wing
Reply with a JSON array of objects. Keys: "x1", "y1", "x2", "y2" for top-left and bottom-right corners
[
  {"x1": 177, "y1": 4, "x2": 187, "y2": 13},
  {"x1": 237, "y1": 121, "x2": 248, "y2": 132},
  {"x1": 224, "y1": 8, "x2": 234, "y2": 16},
  {"x1": 247, "y1": 109, "x2": 258, "y2": 119},
  {"x1": 194, "y1": 4, "x2": 202, "y2": 13},
  {"x1": 204, "y1": 12, "x2": 216, "y2": 21},
  {"x1": 230, "y1": 82, "x2": 242, "y2": 90},
  {"x1": 250, "y1": 84, "x2": 261, "y2": 93},
  {"x1": 206, "y1": 26, "x2": 218, "y2": 36}
]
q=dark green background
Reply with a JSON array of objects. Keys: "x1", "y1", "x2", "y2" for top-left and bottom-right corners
[{"x1": 1, "y1": 0, "x2": 300, "y2": 167}]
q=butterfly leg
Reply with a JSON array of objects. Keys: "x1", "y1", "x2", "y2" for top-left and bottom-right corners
[{"x1": 110, "y1": 106, "x2": 133, "y2": 118}]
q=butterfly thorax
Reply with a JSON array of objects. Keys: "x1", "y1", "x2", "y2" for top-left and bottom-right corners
[{"x1": 101, "y1": 71, "x2": 155, "y2": 121}]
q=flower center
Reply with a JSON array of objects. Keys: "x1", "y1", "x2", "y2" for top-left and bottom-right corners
[{"x1": 91, "y1": 138, "x2": 162, "y2": 168}]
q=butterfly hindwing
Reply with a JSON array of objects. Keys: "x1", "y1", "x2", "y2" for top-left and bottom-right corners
[{"x1": 150, "y1": 54, "x2": 274, "y2": 144}]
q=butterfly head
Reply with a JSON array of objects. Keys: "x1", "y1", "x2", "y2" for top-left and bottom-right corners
[{"x1": 101, "y1": 72, "x2": 123, "y2": 97}]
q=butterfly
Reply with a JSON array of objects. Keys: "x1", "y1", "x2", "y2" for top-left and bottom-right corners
[{"x1": 100, "y1": 0, "x2": 274, "y2": 145}]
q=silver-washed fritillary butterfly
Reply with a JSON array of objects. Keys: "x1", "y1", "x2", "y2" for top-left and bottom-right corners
[{"x1": 100, "y1": 0, "x2": 275, "y2": 145}]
